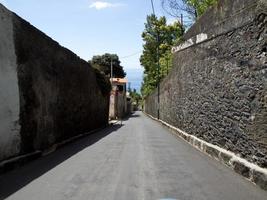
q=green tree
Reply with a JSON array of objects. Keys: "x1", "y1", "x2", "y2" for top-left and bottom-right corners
[
  {"x1": 140, "y1": 15, "x2": 183, "y2": 97},
  {"x1": 130, "y1": 89, "x2": 142, "y2": 105},
  {"x1": 187, "y1": 0, "x2": 218, "y2": 17},
  {"x1": 162, "y1": 0, "x2": 218, "y2": 20},
  {"x1": 89, "y1": 53, "x2": 126, "y2": 78}
]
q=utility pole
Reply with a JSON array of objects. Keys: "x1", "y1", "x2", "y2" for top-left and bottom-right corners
[
  {"x1": 156, "y1": 35, "x2": 160, "y2": 120},
  {"x1": 128, "y1": 82, "x2": 131, "y2": 93},
  {"x1": 166, "y1": 55, "x2": 169, "y2": 75},
  {"x1": 181, "y1": 14, "x2": 185, "y2": 35},
  {"x1": 181, "y1": 14, "x2": 183, "y2": 27},
  {"x1": 110, "y1": 58, "x2": 113, "y2": 84},
  {"x1": 150, "y1": 0, "x2": 160, "y2": 120}
]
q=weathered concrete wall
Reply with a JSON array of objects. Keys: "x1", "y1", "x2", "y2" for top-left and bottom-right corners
[
  {"x1": 145, "y1": 0, "x2": 267, "y2": 168},
  {"x1": 0, "y1": 4, "x2": 110, "y2": 161},
  {"x1": 0, "y1": 5, "x2": 20, "y2": 161},
  {"x1": 183, "y1": 0, "x2": 259, "y2": 39}
]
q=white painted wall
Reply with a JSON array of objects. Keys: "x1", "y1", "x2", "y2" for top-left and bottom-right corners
[
  {"x1": 0, "y1": 4, "x2": 21, "y2": 161},
  {"x1": 172, "y1": 33, "x2": 208, "y2": 53}
]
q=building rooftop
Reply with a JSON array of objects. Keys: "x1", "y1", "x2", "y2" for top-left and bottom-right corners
[{"x1": 110, "y1": 78, "x2": 127, "y2": 84}]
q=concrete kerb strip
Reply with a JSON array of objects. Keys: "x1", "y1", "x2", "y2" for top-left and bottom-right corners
[
  {"x1": 0, "y1": 124, "x2": 113, "y2": 174},
  {"x1": 42, "y1": 126, "x2": 108, "y2": 156},
  {"x1": 0, "y1": 151, "x2": 42, "y2": 174},
  {"x1": 144, "y1": 112, "x2": 267, "y2": 191}
]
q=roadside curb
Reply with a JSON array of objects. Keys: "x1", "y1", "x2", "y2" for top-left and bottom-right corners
[
  {"x1": 0, "y1": 124, "x2": 111, "y2": 174},
  {"x1": 144, "y1": 112, "x2": 267, "y2": 191},
  {"x1": 42, "y1": 125, "x2": 109, "y2": 156},
  {"x1": 0, "y1": 151, "x2": 42, "y2": 174}
]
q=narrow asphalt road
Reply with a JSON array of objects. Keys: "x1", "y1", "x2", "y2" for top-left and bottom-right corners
[{"x1": 0, "y1": 111, "x2": 266, "y2": 200}]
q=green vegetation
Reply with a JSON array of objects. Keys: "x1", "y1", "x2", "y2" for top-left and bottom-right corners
[
  {"x1": 187, "y1": 0, "x2": 218, "y2": 17},
  {"x1": 141, "y1": 1, "x2": 218, "y2": 97},
  {"x1": 129, "y1": 88, "x2": 142, "y2": 105},
  {"x1": 161, "y1": 0, "x2": 218, "y2": 20},
  {"x1": 89, "y1": 53, "x2": 126, "y2": 78},
  {"x1": 93, "y1": 68, "x2": 111, "y2": 96},
  {"x1": 140, "y1": 15, "x2": 183, "y2": 97}
]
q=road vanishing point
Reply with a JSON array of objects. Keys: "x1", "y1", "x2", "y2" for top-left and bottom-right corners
[{"x1": 0, "y1": 112, "x2": 266, "y2": 200}]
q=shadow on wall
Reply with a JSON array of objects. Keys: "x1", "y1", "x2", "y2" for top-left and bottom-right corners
[{"x1": 0, "y1": 124, "x2": 122, "y2": 200}]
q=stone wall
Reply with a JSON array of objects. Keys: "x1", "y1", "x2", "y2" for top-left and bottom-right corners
[
  {"x1": 0, "y1": 4, "x2": 110, "y2": 161},
  {"x1": 145, "y1": 0, "x2": 267, "y2": 168}
]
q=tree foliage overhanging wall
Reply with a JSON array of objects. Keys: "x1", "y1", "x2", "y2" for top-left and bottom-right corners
[
  {"x1": 161, "y1": 0, "x2": 218, "y2": 20},
  {"x1": 145, "y1": 0, "x2": 267, "y2": 168},
  {"x1": 140, "y1": 15, "x2": 183, "y2": 97},
  {"x1": 90, "y1": 53, "x2": 126, "y2": 78}
]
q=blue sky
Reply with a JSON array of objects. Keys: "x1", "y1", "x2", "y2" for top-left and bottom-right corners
[{"x1": 0, "y1": 0, "x2": 177, "y2": 92}]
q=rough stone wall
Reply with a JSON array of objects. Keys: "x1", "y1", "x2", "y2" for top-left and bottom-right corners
[
  {"x1": 0, "y1": 4, "x2": 110, "y2": 161},
  {"x1": 145, "y1": 0, "x2": 267, "y2": 167}
]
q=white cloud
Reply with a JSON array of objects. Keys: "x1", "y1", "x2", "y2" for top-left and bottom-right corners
[{"x1": 89, "y1": 1, "x2": 124, "y2": 10}]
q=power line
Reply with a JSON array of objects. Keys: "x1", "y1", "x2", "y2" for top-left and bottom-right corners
[
  {"x1": 120, "y1": 50, "x2": 142, "y2": 59},
  {"x1": 150, "y1": 0, "x2": 156, "y2": 15}
]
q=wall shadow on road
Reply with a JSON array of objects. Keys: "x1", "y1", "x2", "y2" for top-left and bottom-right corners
[
  {"x1": 122, "y1": 111, "x2": 141, "y2": 121},
  {"x1": 0, "y1": 124, "x2": 122, "y2": 200}
]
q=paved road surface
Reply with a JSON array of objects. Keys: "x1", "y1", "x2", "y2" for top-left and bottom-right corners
[{"x1": 0, "y1": 112, "x2": 266, "y2": 200}]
